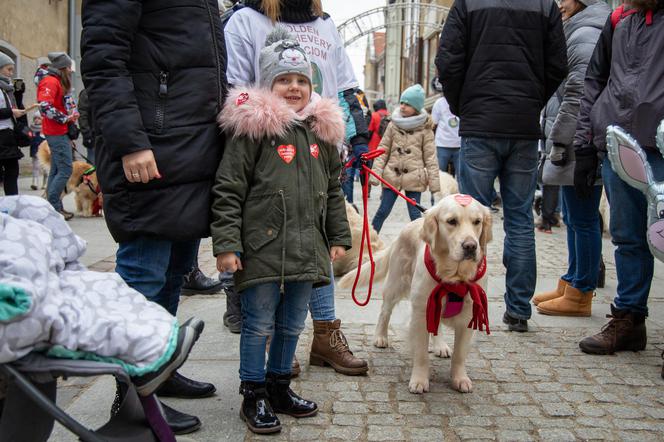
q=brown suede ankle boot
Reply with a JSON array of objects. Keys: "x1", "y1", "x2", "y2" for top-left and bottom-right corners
[
  {"x1": 309, "y1": 320, "x2": 368, "y2": 375},
  {"x1": 533, "y1": 279, "x2": 569, "y2": 306},
  {"x1": 536, "y1": 285, "x2": 593, "y2": 317},
  {"x1": 579, "y1": 305, "x2": 647, "y2": 355}
]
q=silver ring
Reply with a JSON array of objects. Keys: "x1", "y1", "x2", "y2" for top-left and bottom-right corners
[{"x1": 131, "y1": 172, "x2": 140, "y2": 178}]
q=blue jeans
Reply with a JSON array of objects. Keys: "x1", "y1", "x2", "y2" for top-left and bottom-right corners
[
  {"x1": 115, "y1": 237, "x2": 199, "y2": 315},
  {"x1": 560, "y1": 185, "x2": 602, "y2": 292},
  {"x1": 310, "y1": 271, "x2": 336, "y2": 321},
  {"x1": 603, "y1": 153, "x2": 664, "y2": 315},
  {"x1": 458, "y1": 137, "x2": 538, "y2": 320},
  {"x1": 342, "y1": 144, "x2": 369, "y2": 203},
  {"x1": 240, "y1": 282, "x2": 312, "y2": 381},
  {"x1": 372, "y1": 188, "x2": 422, "y2": 233},
  {"x1": 437, "y1": 146, "x2": 460, "y2": 175},
  {"x1": 45, "y1": 135, "x2": 72, "y2": 211}
]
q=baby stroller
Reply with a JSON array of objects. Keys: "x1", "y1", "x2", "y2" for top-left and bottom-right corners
[{"x1": 0, "y1": 353, "x2": 174, "y2": 442}]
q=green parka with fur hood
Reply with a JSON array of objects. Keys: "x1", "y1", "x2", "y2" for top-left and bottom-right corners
[{"x1": 211, "y1": 87, "x2": 351, "y2": 292}]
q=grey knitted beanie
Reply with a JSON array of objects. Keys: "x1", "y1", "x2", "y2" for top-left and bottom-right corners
[
  {"x1": 47, "y1": 52, "x2": 73, "y2": 70},
  {"x1": 259, "y1": 27, "x2": 312, "y2": 90},
  {"x1": 0, "y1": 53, "x2": 15, "y2": 69}
]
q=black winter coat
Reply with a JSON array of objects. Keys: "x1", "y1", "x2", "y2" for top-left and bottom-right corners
[
  {"x1": 81, "y1": 0, "x2": 228, "y2": 243},
  {"x1": 436, "y1": 0, "x2": 568, "y2": 140}
]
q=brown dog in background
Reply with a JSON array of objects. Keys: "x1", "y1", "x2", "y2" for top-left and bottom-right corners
[{"x1": 37, "y1": 140, "x2": 102, "y2": 217}]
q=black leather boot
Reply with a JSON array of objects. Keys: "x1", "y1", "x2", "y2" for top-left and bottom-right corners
[
  {"x1": 155, "y1": 371, "x2": 216, "y2": 398},
  {"x1": 160, "y1": 401, "x2": 201, "y2": 435},
  {"x1": 181, "y1": 267, "x2": 223, "y2": 295},
  {"x1": 239, "y1": 381, "x2": 281, "y2": 434},
  {"x1": 265, "y1": 372, "x2": 318, "y2": 418}
]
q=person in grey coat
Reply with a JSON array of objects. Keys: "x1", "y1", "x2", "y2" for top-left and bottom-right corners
[{"x1": 534, "y1": 0, "x2": 611, "y2": 317}]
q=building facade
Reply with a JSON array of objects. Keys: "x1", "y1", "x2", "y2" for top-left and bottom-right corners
[{"x1": 0, "y1": 0, "x2": 83, "y2": 109}]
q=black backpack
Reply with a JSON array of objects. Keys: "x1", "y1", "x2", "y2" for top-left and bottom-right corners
[{"x1": 377, "y1": 115, "x2": 391, "y2": 137}]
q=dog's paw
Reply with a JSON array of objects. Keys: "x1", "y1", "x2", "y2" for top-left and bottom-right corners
[
  {"x1": 373, "y1": 335, "x2": 389, "y2": 348},
  {"x1": 431, "y1": 342, "x2": 452, "y2": 358},
  {"x1": 408, "y1": 376, "x2": 430, "y2": 394},
  {"x1": 452, "y1": 375, "x2": 473, "y2": 393}
]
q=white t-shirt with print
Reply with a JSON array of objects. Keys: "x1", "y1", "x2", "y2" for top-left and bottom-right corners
[
  {"x1": 431, "y1": 96, "x2": 461, "y2": 148},
  {"x1": 225, "y1": 7, "x2": 358, "y2": 99}
]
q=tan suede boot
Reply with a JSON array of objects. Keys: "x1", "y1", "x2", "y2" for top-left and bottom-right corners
[
  {"x1": 309, "y1": 320, "x2": 368, "y2": 376},
  {"x1": 536, "y1": 285, "x2": 593, "y2": 317},
  {"x1": 532, "y1": 278, "x2": 569, "y2": 306}
]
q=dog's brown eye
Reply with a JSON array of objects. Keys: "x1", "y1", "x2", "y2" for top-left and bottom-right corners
[
  {"x1": 447, "y1": 219, "x2": 458, "y2": 226},
  {"x1": 473, "y1": 219, "x2": 482, "y2": 225}
]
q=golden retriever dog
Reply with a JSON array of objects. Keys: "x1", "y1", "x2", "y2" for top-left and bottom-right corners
[
  {"x1": 339, "y1": 194, "x2": 492, "y2": 394},
  {"x1": 434, "y1": 171, "x2": 459, "y2": 200},
  {"x1": 333, "y1": 201, "x2": 386, "y2": 276},
  {"x1": 37, "y1": 141, "x2": 102, "y2": 217}
]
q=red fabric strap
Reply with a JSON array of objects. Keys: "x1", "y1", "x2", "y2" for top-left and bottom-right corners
[{"x1": 424, "y1": 245, "x2": 490, "y2": 335}]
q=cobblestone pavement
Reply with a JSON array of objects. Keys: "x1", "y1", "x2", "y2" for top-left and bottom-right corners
[{"x1": 46, "y1": 181, "x2": 664, "y2": 441}]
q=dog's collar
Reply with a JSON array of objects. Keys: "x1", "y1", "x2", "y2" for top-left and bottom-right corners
[{"x1": 424, "y1": 245, "x2": 490, "y2": 335}]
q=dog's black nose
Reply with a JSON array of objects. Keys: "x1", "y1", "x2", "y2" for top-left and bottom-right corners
[{"x1": 462, "y1": 241, "x2": 477, "y2": 258}]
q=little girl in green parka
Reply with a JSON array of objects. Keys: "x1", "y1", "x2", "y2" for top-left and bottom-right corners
[{"x1": 210, "y1": 27, "x2": 351, "y2": 435}]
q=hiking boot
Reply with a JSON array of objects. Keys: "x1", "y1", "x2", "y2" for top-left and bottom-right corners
[
  {"x1": 597, "y1": 256, "x2": 606, "y2": 289},
  {"x1": 265, "y1": 372, "x2": 317, "y2": 418},
  {"x1": 57, "y1": 209, "x2": 74, "y2": 221},
  {"x1": 309, "y1": 319, "x2": 368, "y2": 375},
  {"x1": 579, "y1": 305, "x2": 647, "y2": 355},
  {"x1": 239, "y1": 381, "x2": 281, "y2": 434},
  {"x1": 223, "y1": 282, "x2": 242, "y2": 334},
  {"x1": 536, "y1": 285, "x2": 593, "y2": 317},
  {"x1": 533, "y1": 278, "x2": 569, "y2": 306},
  {"x1": 181, "y1": 267, "x2": 223, "y2": 295},
  {"x1": 502, "y1": 311, "x2": 528, "y2": 332}
]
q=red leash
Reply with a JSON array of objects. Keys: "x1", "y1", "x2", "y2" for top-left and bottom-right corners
[{"x1": 345, "y1": 149, "x2": 427, "y2": 306}]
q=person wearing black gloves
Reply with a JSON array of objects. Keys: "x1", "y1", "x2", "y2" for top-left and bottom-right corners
[
  {"x1": 572, "y1": 0, "x2": 664, "y2": 362},
  {"x1": 534, "y1": 0, "x2": 611, "y2": 317}
]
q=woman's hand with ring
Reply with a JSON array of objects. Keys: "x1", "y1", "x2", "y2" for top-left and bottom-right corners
[{"x1": 122, "y1": 149, "x2": 161, "y2": 183}]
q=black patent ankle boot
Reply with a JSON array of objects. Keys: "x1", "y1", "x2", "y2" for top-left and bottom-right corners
[
  {"x1": 239, "y1": 381, "x2": 281, "y2": 434},
  {"x1": 265, "y1": 372, "x2": 318, "y2": 418}
]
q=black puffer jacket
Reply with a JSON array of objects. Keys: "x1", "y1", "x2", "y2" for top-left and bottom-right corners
[
  {"x1": 436, "y1": 0, "x2": 568, "y2": 140},
  {"x1": 575, "y1": 4, "x2": 664, "y2": 152},
  {"x1": 81, "y1": 0, "x2": 227, "y2": 243}
]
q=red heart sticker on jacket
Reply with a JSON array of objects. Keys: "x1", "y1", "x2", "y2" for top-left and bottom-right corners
[
  {"x1": 277, "y1": 144, "x2": 296, "y2": 164},
  {"x1": 454, "y1": 194, "x2": 473, "y2": 206},
  {"x1": 309, "y1": 144, "x2": 319, "y2": 159}
]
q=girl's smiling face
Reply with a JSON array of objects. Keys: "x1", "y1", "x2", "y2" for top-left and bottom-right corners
[{"x1": 272, "y1": 73, "x2": 311, "y2": 112}]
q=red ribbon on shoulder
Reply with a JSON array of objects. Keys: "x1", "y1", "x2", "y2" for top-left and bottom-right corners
[{"x1": 424, "y1": 245, "x2": 490, "y2": 335}]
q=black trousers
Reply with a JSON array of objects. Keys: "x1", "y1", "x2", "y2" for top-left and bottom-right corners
[{"x1": 0, "y1": 158, "x2": 19, "y2": 195}]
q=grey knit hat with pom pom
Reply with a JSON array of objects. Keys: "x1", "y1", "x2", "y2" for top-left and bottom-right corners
[{"x1": 259, "y1": 26, "x2": 312, "y2": 90}]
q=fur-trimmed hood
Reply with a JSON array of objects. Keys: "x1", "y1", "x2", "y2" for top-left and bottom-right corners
[{"x1": 218, "y1": 87, "x2": 345, "y2": 145}]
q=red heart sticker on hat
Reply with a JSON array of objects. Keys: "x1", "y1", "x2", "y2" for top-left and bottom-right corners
[
  {"x1": 309, "y1": 144, "x2": 319, "y2": 159},
  {"x1": 277, "y1": 144, "x2": 296, "y2": 164},
  {"x1": 454, "y1": 194, "x2": 473, "y2": 206},
  {"x1": 235, "y1": 92, "x2": 249, "y2": 106}
]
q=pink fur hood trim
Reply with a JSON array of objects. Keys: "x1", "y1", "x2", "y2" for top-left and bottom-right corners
[{"x1": 218, "y1": 87, "x2": 345, "y2": 145}]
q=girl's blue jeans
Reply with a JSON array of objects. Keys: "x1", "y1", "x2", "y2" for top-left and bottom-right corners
[
  {"x1": 372, "y1": 188, "x2": 422, "y2": 233},
  {"x1": 45, "y1": 135, "x2": 72, "y2": 211},
  {"x1": 560, "y1": 185, "x2": 602, "y2": 293},
  {"x1": 239, "y1": 281, "x2": 312, "y2": 382}
]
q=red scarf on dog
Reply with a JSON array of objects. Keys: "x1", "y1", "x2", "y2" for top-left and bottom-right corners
[{"x1": 424, "y1": 245, "x2": 490, "y2": 336}]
